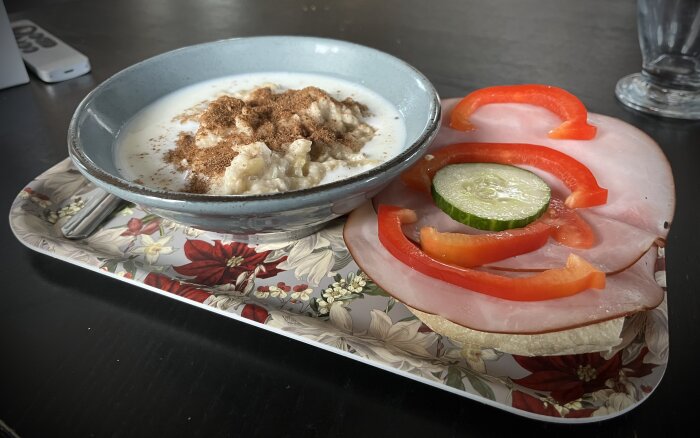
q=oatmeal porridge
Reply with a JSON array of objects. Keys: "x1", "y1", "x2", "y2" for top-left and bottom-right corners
[{"x1": 114, "y1": 73, "x2": 406, "y2": 195}]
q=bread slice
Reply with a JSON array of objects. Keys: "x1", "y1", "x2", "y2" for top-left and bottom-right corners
[{"x1": 407, "y1": 306, "x2": 644, "y2": 357}]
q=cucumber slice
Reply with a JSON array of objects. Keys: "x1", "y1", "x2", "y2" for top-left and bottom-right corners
[{"x1": 431, "y1": 163, "x2": 551, "y2": 231}]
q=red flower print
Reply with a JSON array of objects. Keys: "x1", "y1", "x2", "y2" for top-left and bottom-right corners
[
  {"x1": 173, "y1": 240, "x2": 285, "y2": 285},
  {"x1": 241, "y1": 303, "x2": 269, "y2": 323},
  {"x1": 512, "y1": 349, "x2": 655, "y2": 404},
  {"x1": 276, "y1": 282, "x2": 291, "y2": 292},
  {"x1": 622, "y1": 347, "x2": 656, "y2": 378},
  {"x1": 121, "y1": 217, "x2": 161, "y2": 236},
  {"x1": 144, "y1": 272, "x2": 211, "y2": 303}
]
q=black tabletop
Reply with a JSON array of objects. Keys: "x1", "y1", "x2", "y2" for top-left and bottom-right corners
[{"x1": 2, "y1": 0, "x2": 699, "y2": 436}]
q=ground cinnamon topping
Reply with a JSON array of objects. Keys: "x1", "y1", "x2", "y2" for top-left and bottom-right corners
[
  {"x1": 167, "y1": 132, "x2": 238, "y2": 176},
  {"x1": 164, "y1": 86, "x2": 374, "y2": 193},
  {"x1": 185, "y1": 174, "x2": 210, "y2": 194}
]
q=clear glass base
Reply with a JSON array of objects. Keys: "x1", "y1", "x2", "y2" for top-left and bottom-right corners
[{"x1": 615, "y1": 73, "x2": 700, "y2": 120}]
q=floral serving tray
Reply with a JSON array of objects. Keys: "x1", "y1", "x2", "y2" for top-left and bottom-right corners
[{"x1": 9, "y1": 159, "x2": 669, "y2": 423}]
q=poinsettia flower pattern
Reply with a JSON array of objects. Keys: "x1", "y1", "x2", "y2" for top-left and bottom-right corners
[
  {"x1": 241, "y1": 303, "x2": 269, "y2": 323},
  {"x1": 512, "y1": 348, "x2": 657, "y2": 407},
  {"x1": 144, "y1": 272, "x2": 211, "y2": 303},
  {"x1": 10, "y1": 159, "x2": 671, "y2": 422},
  {"x1": 174, "y1": 240, "x2": 286, "y2": 285}
]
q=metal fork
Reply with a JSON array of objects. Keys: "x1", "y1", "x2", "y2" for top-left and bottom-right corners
[{"x1": 61, "y1": 189, "x2": 123, "y2": 239}]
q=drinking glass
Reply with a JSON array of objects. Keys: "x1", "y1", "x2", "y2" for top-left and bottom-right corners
[{"x1": 615, "y1": 0, "x2": 700, "y2": 119}]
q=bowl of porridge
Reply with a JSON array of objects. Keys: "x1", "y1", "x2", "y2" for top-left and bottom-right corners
[{"x1": 68, "y1": 36, "x2": 440, "y2": 242}]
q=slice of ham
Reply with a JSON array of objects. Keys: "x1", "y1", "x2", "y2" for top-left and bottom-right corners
[
  {"x1": 433, "y1": 98, "x2": 675, "y2": 239},
  {"x1": 487, "y1": 210, "x2": 656, "y2": 272},
  {"x1": 344, "y1": 202, "x2": 664, "y2": 334},
  {"x1": 369, "y1": 98, "x2": 675, "y2": 273},
  {"x1": 344, "y1": 97, "x2": 673, "y2": 334},
  {"x1": 374, "y1": 179, "x2": 659, "y2": 273}
]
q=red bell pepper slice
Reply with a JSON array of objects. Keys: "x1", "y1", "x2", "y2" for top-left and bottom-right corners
[
  {"x1": 401, "y1": 142, "x2": 608, "y2": 209},
  {"x1": 420, "y1": 198, "x2": 596, "y2": 268},
  {"x1": 420, "y1": 221, "x2": 552, "y2": 268},
  {"x1": 449, "y1": 84, "x2": 597, "y2": 140},
  {"x1": 543, "y1": 198, "x2": 596, "y2": 249},
  {"x1": 377, "y1": 205, "x2": 605, "y2": 301}
]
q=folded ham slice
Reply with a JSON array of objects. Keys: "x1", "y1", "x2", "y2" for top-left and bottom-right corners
[
  {"x1": 435, "y1": 99, "x2": 675, "y2": 239},
  {"x1": 344, "y1": 97, "x2": 673, "y2": 335},
  {"x1": 372, "y1": 98, "x2": 674, "y2": 273},
  {"x1": 375, "y1": 179, "x2": 659, "y2": 273},
  {"x1": 345, "y1": 202, "x2": 664, "y2": 334}
]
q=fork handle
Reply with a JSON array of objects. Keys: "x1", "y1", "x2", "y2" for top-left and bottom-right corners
[{"x1": 61, "y1": 190, "x2": 123, "y2": 239}]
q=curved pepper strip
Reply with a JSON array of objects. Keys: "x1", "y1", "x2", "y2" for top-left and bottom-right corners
[
  {"x1": 420, "y1": 201, "x2": 596, "y2": 268},
  {"x1": 401, "y1": 142, "x2": 608, "y2": 209},
  {"x1": 449, "y1": 84, "x2": 597, "y2": 140},
  {"x1": 420, "y1": 221, "x2": 552, "y2": 268},
  {"x1": 378, "y1": 205, "x2": 605, "y2": 301},
  {"x1": 420, "y1": 198, "x2": 596, "y2": 269}
]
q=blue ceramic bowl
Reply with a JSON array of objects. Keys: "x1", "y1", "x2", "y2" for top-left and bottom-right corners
[{"x1": 68, "y1": 36, "x2": 440, "y2": 243}]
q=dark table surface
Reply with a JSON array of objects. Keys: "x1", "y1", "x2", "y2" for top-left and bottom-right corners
[{"x1": 2, "y1": 0, "x2": 699, "y2": 436}]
